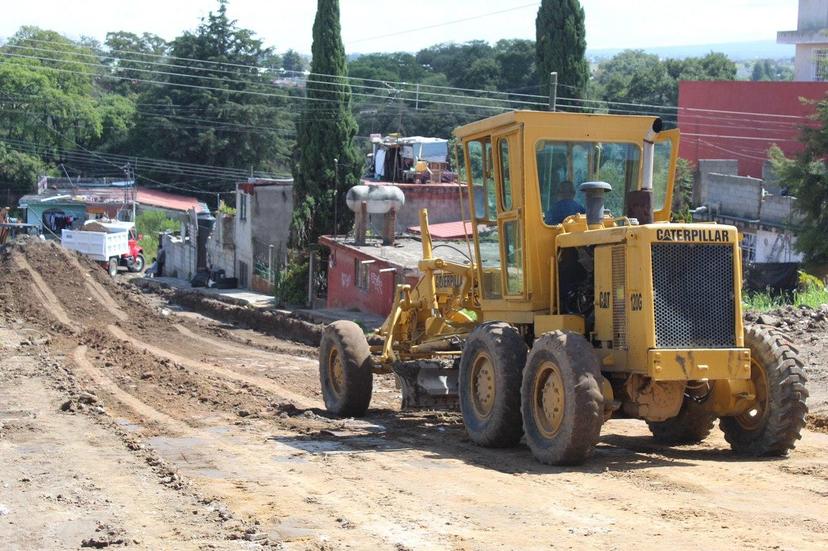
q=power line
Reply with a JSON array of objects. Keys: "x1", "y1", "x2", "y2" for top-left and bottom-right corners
[{"x1": 346, "y1": 2, "x2": 539, "y2": 45}]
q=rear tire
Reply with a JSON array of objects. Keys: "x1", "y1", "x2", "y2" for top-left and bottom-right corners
[
  {"x1": 319, "y1": 320, "x2": 373, "y2": 417},
  {"x1": 521, "y1": 331, "x2": 604, "y2": 465},
  {"x1": 458, "y1": 322, "x2": 526, "y2": 448},
  {"x1": 647, "y1": 397, "x2": 715, "y2": 444},
  {"x1": 720, "y1": 325, "x2": 808, "y2": 456},
  {"x1": 108, "y1": 257, "x2": 118, "y2": 277}
]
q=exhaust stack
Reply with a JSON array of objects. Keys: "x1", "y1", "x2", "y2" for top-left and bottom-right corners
[{"x1": 626, "y1": 118, "x2": 663, "y2": 225}]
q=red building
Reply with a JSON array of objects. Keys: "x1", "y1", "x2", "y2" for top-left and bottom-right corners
[{"x1": 678, "y1": 81, "x2": 828, "y2": 178}]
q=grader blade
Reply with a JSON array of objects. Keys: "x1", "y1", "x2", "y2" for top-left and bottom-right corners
[{"x1": 393, "y1": 361, "x2": 459, "y2": 410}]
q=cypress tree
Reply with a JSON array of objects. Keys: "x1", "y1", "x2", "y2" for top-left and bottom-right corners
[
  {"x1": 291, "y1": 0, "x2": 361, "y2": 248},
  {"x1": 535, "y1": 0, "x2": 589, "y2": 100}
]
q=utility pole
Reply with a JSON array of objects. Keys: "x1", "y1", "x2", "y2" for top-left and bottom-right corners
[
  {"x1": 415, "y1": 83, "x2": 420, "y2": 111},
  {"x1": 548, "y1": 71, "x2": 558, "y2": 112},
  {"x1": 333, "y1": 158, "x2": 339, "y2": 240}
]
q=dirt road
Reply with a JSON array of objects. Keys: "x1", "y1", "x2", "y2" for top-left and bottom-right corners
[{"x1": 1, "y1": 239, "x2": 827, "y2": 550}]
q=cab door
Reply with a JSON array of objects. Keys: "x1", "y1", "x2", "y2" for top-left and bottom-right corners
[
  {"x1": 652, "y1": 129, "x2": 680, "y2": 222},
  {"x1": 492, "y1": 128, "x2": 525, "y2": 299}
]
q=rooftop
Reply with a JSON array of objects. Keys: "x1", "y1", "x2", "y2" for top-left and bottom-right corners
[
  {"x1": 136, "y1": 187, "x2": 210, "y2": 214},
  {"x1": 319, "y1": 234, "x2": 474, "y2": 274}
]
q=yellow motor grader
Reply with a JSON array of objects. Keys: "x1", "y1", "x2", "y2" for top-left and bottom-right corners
[{"x1": 318, "y1": 110, "x2": 809, "y2": 465}]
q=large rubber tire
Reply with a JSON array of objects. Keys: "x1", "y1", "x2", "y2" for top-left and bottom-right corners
[
  {"x1": 319, "y1": 320, "x2": 373, "y2": 417},
  {"x1": 108, "y1": 257, "x2": 119, "y2": 278},
  {"x1": 720, "y1": 325, "x2": 808, "y2": 456},
  {"x1": 521, "y1": 331, "x2": 604, "y2": 466},
  {"x1": 647, "y1": 397, "x2": 716, "y2": 444},
  {"x1": 458, "y1": 322, "x2": 527, "y2": 448},
  {"x1": 128, "y1": 254, "x2": 145, "y2": 273}
]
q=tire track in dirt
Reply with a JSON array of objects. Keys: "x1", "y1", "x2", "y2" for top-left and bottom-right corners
[
  {"x1": 69, "y1": 344, "x2": 438, "y2": 549},
  {"x1": 174, "y1": 324, "x2": 315, "y2": 365},
  {"x1": 63, "y1": 253, "x2": 129, "y2": 322},
  {"x1": 12, "y1": 253, "x2": 77, "y2": 329},
  {"x1": 72, "y1": 345, "x2": 191, "y2": 434},
  {"x1": 107, "y1": 324, "x2": 318, "y2": 410}
]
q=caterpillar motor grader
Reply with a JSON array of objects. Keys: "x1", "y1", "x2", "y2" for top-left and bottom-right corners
[{"x1": 318, "y1": 110, "x2": 809, "y2": 465}]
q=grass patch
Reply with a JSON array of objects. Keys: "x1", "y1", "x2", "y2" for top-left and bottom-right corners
[{"x1": 744, "y1": 286, "x2": 828, "y2": 312}]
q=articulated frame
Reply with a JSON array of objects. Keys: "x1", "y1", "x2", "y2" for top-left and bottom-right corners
[{"x1": 375, "y1": 209, "x2": 481, "y2": 367}]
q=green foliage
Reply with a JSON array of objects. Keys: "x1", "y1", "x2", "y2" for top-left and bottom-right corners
[
  {"x1": 218, "y1": 201, "x2": 236, "y2": 216},
  {"x1": 0, "y1": 142, "x2": 48, "y2": 201},
  {"x1": 672, "y1": 158, "x2": 695, "y2": 213},
  {"x1": 799, "y1": 271, "x2": 824, "y2": 292},
  {"x1": 273, "y1": 252, "x2": 309, "y2": 306},
  {"x1": 769, "y1": 98, "x2": 828, "y2": 263},
  {"x1": 291, "y1": 0, "x2": 361, "y2": 248},
  {"x1": 282, "y1": 49, "x2": 306, "y2": 73},
  {"x1": 536, "y1": 0, "x2": 589, "y2": 99},
  {"x1": 135, "y1": 210, "x2": 179, "y2": 260},
  {"x1": 103, "y1": 31, "x2": 169, "y2": 96},
  {"x1": 126, "y1": 0, "x2": 294, "y2": 188},
  {"x1": 594, "y1": 49, "x2": 738, "y2": 111},
  {"x1": 751, "y1": 59, "x2": 794, "y2": 81}
]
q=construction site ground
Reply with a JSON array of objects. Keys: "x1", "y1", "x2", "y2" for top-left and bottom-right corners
[{"x1": 1, "y1": 238, "x2": 827, "y2": 550}]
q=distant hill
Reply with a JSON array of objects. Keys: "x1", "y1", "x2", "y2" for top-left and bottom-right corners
[{"x1": 588, "y1": 40, "x2": 794, "y2": 61}]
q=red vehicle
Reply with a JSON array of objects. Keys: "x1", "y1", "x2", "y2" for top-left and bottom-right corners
[{"x1": 123, "y1": 225, "x2": 146, "y2": 273}]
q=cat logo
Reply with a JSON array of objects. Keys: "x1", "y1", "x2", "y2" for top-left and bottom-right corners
[{"x1": 656, "y1": 228, "x2": 730, "y2": 243}]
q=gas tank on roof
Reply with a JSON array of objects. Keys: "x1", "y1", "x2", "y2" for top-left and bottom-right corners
[{"x1": 346, "y1": 184, "x2": 405, "y2": 214}]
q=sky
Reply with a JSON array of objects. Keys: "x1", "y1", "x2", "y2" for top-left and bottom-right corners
[{"x1": 0, "y1": 0, "x2": 798, "y2": 54}]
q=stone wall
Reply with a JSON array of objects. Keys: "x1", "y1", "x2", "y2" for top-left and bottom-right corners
[{"x1": 705, "y1": 172, "x2": 763, "y2": 220}]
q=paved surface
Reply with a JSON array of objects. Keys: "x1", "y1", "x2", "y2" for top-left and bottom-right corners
[{"x1": 149, "y1": 276, "x2": 276, "y2": 308}]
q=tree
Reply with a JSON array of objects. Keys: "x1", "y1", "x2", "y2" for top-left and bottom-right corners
[
  {"x1": 0, "y1": 142, "x2": 48, "y2": 207},
  {"x1": 291, "y1": 0, "x2": 361, "y2": 248},
  {"x1": 282, "y1": 49, "x2": 306, "y2": 73},
  {"x1": 770, "y1": 99, "x2": 828, "y2": 263},
  {"x1": 593, "y1": 50, "x2": 674, "y2": 109},
  {"x1": 494, "y1": 39, "x2": 539, "y2": 93},
  {"x1": 128, "y1": 0, "x2": 293, "y2": 188},
  {"x1": 103, "y1": 31, "x2": 168, "y2": 95},
  {"x1": 535, "y1": 0, "x2": 589, "y2": 99}
]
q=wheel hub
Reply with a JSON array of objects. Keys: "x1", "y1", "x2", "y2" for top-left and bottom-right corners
[
  {"x1": 534, "y1": 361, "x2": 565, "y2": 437},
  {"x1": 735, "y1": 357, "x2": 769, "y2": 431},
  {"x1": 470, "y1": 353, "x2": 495, "y2": 418},
  {"x1": 328, "y1": 348, "x2": 345, "y2": 397}
]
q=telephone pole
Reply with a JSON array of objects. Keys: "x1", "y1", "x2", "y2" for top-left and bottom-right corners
[{"x1": 548, "y1": 71, "x2": 558, "y2": 112}]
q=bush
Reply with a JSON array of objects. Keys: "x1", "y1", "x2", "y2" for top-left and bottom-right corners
[
  {"x1": 135, "y1": 210, "x2": 179, "y2": 261},
  {"x1": 273, "y1": 252, "x2": 309, "y2": 307}
]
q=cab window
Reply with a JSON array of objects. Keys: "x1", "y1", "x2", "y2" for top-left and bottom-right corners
[
  {"x1": 499, "y1": 138, "x2": 512, "y2": 211},
  {"x1": 536, "y1": 141, "x2": 640, "y2": 225}
]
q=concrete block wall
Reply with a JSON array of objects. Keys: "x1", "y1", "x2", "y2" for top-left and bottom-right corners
[
  {"x1": 161, "y1": 233, "x2": 196, "y2": 280},
  {"x1": 705, "y1": 173, "x2": 763, "y2": 219},
  {"x1": 761, "y1": 195, "x2": 800, "y2": 226},
  {"x1": 695, "y1": 160, "x2": 739, "y2": 205}
]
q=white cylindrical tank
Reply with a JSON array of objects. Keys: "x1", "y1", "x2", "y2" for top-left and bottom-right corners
[{"x1": 346, "y1": 184, "x2": 405, "y2": 214}]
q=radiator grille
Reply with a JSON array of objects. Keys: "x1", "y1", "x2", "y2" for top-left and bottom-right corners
[
  {"x1": 652, "y1": 244, "x2": 736, "y2": 348},
  {"x1": 612, "y1": 245, "x2": 627, "y2": 350}
]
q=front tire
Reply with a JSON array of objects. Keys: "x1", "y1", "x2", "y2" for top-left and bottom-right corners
[
  {"x1": 319, "y1": 321, "x2": 373, "y2": 417},
  {"x1": 458, "y1": 322, "x2": 527, "y2": 448},
  {"x1": 129, "y1": 254, "x2": 145, "y2": 273},
  {"x1": 521, "y1": 331, "x2": 604, "y2": 465},
  {"x1": 719, "y1": 325, "x2": 808, "y2": 456}
]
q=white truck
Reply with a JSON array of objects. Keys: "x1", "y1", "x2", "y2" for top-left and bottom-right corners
[{"x1": 61, "y1": 221, "x2": 144, "y2": 277}]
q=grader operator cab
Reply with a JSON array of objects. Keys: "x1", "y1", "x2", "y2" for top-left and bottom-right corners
[{"x1": 319, "y1": 110, "x2": 809, "y2": 465}]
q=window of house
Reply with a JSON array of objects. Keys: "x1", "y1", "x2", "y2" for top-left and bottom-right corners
[
  {"x1": 816, "y1": 49, "x2": 828, "y2": 81},
  {"x1": 354, "y1": 258, "x2": 370, "y2": 291},
  {"x1": 741, "y1": 232, "x2": 756, "y2": 264},
  {"x1": 239, "y1": 193, "x2": 248, "y2": 221}
]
